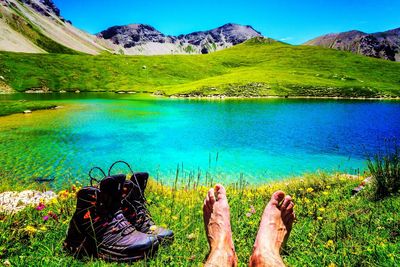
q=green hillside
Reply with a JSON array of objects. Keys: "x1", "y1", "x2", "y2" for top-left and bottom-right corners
[{"x1": 1, "y1": 37, "x2": 400, "y2": 97}]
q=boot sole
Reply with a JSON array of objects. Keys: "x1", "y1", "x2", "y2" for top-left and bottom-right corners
[
  {"x1": 64, "y1": 236, "x2": 159, "y2": 262},
  {"x1": 98, "y1": 241, "x2": 159, "y2": 262}
]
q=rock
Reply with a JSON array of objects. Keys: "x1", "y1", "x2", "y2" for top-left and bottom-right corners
[
  {"x1": 142, "y1": 65, "x2": 147, "y2": 69},
  {"x1": 0, "y1": 190, "x2": 57, "y2": 213},
  {"x1": 351, "y1": 176, "x2": 372, "y2": 196},
  {"x1": 201, "y1": 47, "x2": 209, "y2": 54},
  {"x1": 0, "y1": 75, "x2": 4, "y2": 80},
  {"x1": 59, "y1": 90, "x2": 66, "y2": 93},
  {"x1": 23, "y1": 110, "x2": 32, "y2": 114},
  {"x1": 153, "y1": 90, "x2": 165, "y2": 96},
  {"x1": 34, "y1": 176, "x2": 55, "y2": 182},
  {"x1": 75, "y1": 90, "x2": 80, "y2": 93},
  {"x1": 25, "y1": 88, "x2": 50, "y2": 93}
]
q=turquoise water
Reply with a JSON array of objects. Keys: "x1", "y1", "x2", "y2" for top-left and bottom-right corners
[{"x1": 1, "y1": 93, "x2": 400, "y2": 187}]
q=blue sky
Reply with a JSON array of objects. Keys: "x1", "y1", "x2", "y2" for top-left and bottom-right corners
[{"x1": 53, "y1": 0, "x2": 400, "y2": 44}]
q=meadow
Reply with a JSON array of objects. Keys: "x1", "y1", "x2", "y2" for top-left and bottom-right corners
[
  {"x1": 0, "y1": 170, "x2": 399, "y2": 266},
  {"x1": 0, "y1": 100, "x2": 56, "y2": 116},
  {"x1": 1, "y1": 38, "x2": 400, "y2": 98}
]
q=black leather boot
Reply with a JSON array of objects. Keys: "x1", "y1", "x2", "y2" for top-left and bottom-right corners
[
  {"x1": 122, "y1": 172, "x2": 174, "y2": 242},
  {"x1": 63, "y1": 174, "x2": 159, "y2": 262}
]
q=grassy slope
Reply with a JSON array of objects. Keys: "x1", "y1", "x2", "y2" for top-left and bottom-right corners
[
  {"x1": 0, "y1": 173, "x2": 398, "y2": 266},
  {"x1": 0, "y1": 3, "x2": 78, "y2": 54},
  {"x1": 0, "y1": 100, "x2": 56, "y2": 116},
  {"x1": 1, "y1": 38, "x2": 400, "y2": 97}
]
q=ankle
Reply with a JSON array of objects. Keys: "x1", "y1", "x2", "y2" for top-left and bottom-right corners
[
  {"x1": 250, "y1": 246, "x2": 284, "y2": 267},
  {"x1": 206, "y1": 246, "x2": 237, "y2": 267}
]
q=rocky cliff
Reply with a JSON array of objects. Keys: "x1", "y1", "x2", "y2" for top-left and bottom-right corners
[{"x1": 305, "y1": 28, "x2": 400, "y2": 61}]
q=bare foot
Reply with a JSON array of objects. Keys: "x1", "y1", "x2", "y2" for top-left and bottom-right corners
[
  {"x1": 203, "y1": 184, "x2": 238, "y2": 267},
  {"x1": 249, "y1": 191, "x2": 295, "y2": 267}
]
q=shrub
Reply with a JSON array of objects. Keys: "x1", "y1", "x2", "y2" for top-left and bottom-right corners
[{"x1": 367, "y1": 144, "x2": 400, "y2": 199}]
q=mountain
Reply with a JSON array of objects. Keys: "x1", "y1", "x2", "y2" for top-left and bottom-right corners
[
  {"x1": 305, "y1": 28, "x2": 400, "y2": 61},
  {"x1": 0, "y1": 0, "x2": 112, "y2": 54},
  {"x1": 97, "y1": 23, "x2": 262, "y2": 55},
  {"x1": 0, "y1": 0, "x2": 262, "y2": 55}
]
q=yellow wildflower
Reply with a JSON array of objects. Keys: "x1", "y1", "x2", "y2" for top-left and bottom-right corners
[
  {"x1": 58, "y1": 190, "x2": 70, "y2": 199},
  {"x1": 40, "y1": 226, "x2": 47, "y2": 231},
  {"x1": 149, "y1": 225, "x2": 158, "y2": 232},
  {"x1": 187, "y1": 233, "x2": 197, "y2": 240},
  {"x1": 326, "y1": 185, "x2": 331, "y2": 189},
  {"x1": 317, "y1": 216, "x2": 323, "y2": 220},
  {"x1": 306, "y1": 187, "x2": 314, "y2": 193},
  {"x1": 328, "y1": 263, "x2": 336, "y2": 267},
  {"x1": 172, "y1": 216, "x2": 178, "y2": 221},
  {"x1": 325, "y1": 240, "x2": 334, "y2": 248},
  {"x1": 246, "y1": 191, "x2": 254, "y2": 198},
  {"x1": 318, "y1": 207, "x2": 325, "y2": 212},
  {"x1": 24, "y1": 225, "x2": 37, "y2": 235},
  {"x1": 322, "y1": 191, "x2": 329, "y2": 196},
  {"x1": 49, "y1": 198, "x2": 59, "y2": 205}
]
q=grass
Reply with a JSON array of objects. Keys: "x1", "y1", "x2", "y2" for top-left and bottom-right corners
[
  {"x1": 0, "y1": 100, "x2": 57, "y2": 116},
  {"x1": 1, "y1": 37, "x2": 400, "y2": 97},
  {"x1": 0, "y1": 172, "x2": 399, "y2": 266},
  {"x1": 368, "y1": 143, "x2": 400, "y2": 199}
]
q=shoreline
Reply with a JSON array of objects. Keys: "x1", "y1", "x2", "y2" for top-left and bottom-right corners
[
  {"x1": 2, "y1": 91, "x2": 400, "y2": 101},
  {"x1": 167, "y1": 94, "x2": 400, "y2": 101}
]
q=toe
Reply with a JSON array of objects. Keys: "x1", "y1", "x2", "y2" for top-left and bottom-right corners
[
  {"x1": 215, "y1": 184, "x2": 227, "y2": 200},
  {"x1": 283, "y1": 212, "x2": 296, "y2": 225},
  {"x1": 284, "y1": 212, "x2": 296, "y2": 226},
  {"x1": 281, "y1": 196, "x2": 292, "y2": 209},
  {"x1": 207, "y1": 188, "x2": 216, "y2": 208},
  {"x1": 203, "y1": 198, "x2": 208, "y2": 210},
  {"x1": 286, "y1": 201, "x2": 294, "y2": 213},
  {"x1": 270, "y1": 190, "x2": 285, "y2": 206}
]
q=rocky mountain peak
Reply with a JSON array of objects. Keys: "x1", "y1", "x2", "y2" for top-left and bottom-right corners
[
  {"x1": 305, "y1": 28, "x2": 400, "y2": 61},
  {"x1": 97, "y1": 22, "x2": 262, "y2": 54},
  {"x1": 22, "y1": 0, "x2": 59, "y2": 16},
  {"x1": 20, "y1": 0, "x2": 70, "y2": 23},
  {"x1": 97, "y1": 23, "x2": 174, "y2": 48}
]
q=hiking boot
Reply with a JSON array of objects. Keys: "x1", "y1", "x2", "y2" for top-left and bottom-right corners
[
  {"x1": 63, "y1": 174, "x2": 159, "y2": 262},
  {"x1": 122, "y1": 172, "x2": 174, "y2": 242}
]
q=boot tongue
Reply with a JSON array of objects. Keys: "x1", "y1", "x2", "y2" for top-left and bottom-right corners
[
  {"x1": 131, "y1": 182, "x2": 143, "y2": 200},
  {"x1": 99, "y1": 174, "x2": 126, "y2": 213},
  {"x1": 130, "y1": 172, "x2": 149, "y2": 193},
  {"x1": 100, "y1": 174, "x2": 126, "y2": 195}
]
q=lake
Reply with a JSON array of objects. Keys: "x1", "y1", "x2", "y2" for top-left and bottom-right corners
[{"x1": 1, "y1": 93, "x2": 399, "y2": 188}]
